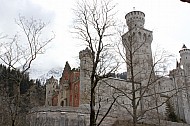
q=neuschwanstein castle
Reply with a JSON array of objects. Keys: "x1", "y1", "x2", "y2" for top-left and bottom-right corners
[{"x1": 30, "y1": 10, "x2": 190, "y2": 125}]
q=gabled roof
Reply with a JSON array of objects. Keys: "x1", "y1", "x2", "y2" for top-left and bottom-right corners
[{"x1": 64, "y1": 61, "x2": 71, "y2": 71}]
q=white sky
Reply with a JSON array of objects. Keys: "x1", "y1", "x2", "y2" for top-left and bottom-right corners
[{"x1": 0, "y1": 0, "x2": 190, "y2": 72}]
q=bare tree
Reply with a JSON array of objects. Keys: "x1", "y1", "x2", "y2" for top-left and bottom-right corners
[
  {"x1": 73, "y1": 0, "x2": 120, "y2": 125},
  {"x1": 0, "y1": 15, "x2": 54, "y2": 126},
  {"x1": 111, "y1": 18, "x2": 180, "y2": 126}
]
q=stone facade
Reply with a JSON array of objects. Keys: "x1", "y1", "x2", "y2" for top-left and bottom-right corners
[
  {"x1": 28, "y1": 106, "x2": 190, "y2": 126},
  {"x1": 122, "y1": 11, "x2": 153, "y2": 83},
  {"x1": 28, "y1": 106, "x2": 118, "y2": 126},
  {"x1": 168, "y1": 45, "x2": 190, "y2": 123},
  {"x1": 45, "y1": 76, "x2": 59, "y2": 106},
  {"x1": 79, "y1": 48, "x2": 93, "y2": 105}
]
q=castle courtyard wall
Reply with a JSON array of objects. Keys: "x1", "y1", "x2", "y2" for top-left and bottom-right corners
[{"x1": 28, "y1": 106, "x2": 190, "y2": 126}]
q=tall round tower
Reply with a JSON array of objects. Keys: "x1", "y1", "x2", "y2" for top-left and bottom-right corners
[
  {"x1": 179, "y1": 44, "x2": 190, "y2": 77},
  {"x1": 122, "y1": 11, "x2": 153, "y2": 82},
  {"x1": 79, "y1": 47, "x2": 92, "y2": 105}
]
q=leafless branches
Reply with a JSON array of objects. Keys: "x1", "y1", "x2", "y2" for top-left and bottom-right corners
[
  {"x1": 0, "y1": 15, "x2": 54, "y2": 73},
  {"x1": 73, "y1": 0, "x2": 119, "y2": 125},
  {"x1": 0, "y1": 15, "x2": 54, "y2": 126}
]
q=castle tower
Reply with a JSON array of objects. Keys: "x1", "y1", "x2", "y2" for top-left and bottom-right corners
[
  {"x1": 79, "y1": 47, "x2": 93, "y2": 105},
  {"x1": 45, "y1": 76, "x2": 58, "y2": 106},
  {"x1": 169, "y1": 62, "x2": 186, "y2": 121},
  {"x1": 179, "y1": 44, "x2": 190, "y2": 122},
  {"x1": 179, "y1": 44, "x2": 190, "y2": 82},
  {"x1": 122, "y1": 11, "x2": 153, "y2": 82}
]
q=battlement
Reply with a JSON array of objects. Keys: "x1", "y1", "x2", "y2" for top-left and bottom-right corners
[
  {"x1": 125, "y1": 11, "x2": 145, "y2": 30},
  {"x1": 79, "y1": 47, "x2": 92, "y2": 59},
  {"x1": 46, "y1": 76, "x2": 58, "y2": 85},
  {"x1": 169, "y1": 68, "x2": 184, "y2": 77},
  {"x1": 179, "y1": 48, "x2": 190, "y2": 54},
  {"x1": 71, "y1": 67, "x2": 80, "y2": 72}
]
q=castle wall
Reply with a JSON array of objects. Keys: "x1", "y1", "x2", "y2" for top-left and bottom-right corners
[
  {"x1": 28, "y1": 106, "x2": 118, "y2": 126},
  {"x1": 28, "y1": 106, "x2": 190, "y2": 126}
]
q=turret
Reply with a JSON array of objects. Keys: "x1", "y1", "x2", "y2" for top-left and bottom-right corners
[
  {"x1": 179, "y1": 44, "x2": 190, "y2": 77},
  {"x1": 45, "y1": 76, "x2": 58, "y2": 106},
  {"x1": 79, "y1": 47, "x2": 92, "y2": 105},
  {"x1": 125, "y1": 11, "x2": 145, "y2": 30},
  {"x1": 79, "y1": 47, "x2": 92, "y2": 78}
]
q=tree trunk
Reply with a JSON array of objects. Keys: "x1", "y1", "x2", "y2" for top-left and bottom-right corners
[
  {"x1": 12, "y1": 119, "x2": 15, "y2": 126},
  {"x1": 133, "y1": 108, "x2": 137, "y2": 126},
  {"x1": 90, "y1": 86, "x2": 96, "y2": 126},
  {"x1": 132, "y1": 98, "x2": 137, "y2": 126}
]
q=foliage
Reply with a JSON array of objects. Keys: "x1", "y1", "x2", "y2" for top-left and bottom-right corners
[{"x1": 165, "y1": 101, "x2": 179, "y2": 122}]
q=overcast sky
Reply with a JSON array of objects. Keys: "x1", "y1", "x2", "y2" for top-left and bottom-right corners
[{"x1": 0, "y1": 0, "x2": 190, "y2": 72}]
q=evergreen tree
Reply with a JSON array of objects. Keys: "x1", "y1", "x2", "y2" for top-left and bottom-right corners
[
  {"x1": 0, "y1": 64, "x2": 45, "y2": 126},
  {"x1": 165, "y1": 101, "x2": 179, "y2": 122}
]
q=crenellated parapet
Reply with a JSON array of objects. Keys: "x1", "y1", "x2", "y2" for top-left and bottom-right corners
[
  {"x1": 125, "y1": 11, "x2": 145, "y2": 30},
  {"x1": 79, "y1": 47, "x2": 92, "y2": 59},
  {"x1": 179, "y1": 44, "x2": 190, "y2": 56}
]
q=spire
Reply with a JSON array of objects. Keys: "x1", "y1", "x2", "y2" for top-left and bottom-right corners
[
  {"x1": 176, "y1": 60, "x2": 180, "y2": 69},
  {"x1": 64, "y1": 61, "x2": 71, "y2": 71},
  {"x1": 182, "y1": 44, "x2": 187, "y2": 49}
]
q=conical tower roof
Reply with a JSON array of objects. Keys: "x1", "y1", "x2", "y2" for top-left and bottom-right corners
[{"x1": 182, "y1": 44, "x2": 187, "y2": 49}]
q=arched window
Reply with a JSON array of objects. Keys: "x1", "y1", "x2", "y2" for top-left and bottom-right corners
[
  {"x1": 133, "y1": 32, "x2": 135, "y2": 36},
  {"x1": 61, "y1": 101, "x2": 64, "y2": 106},
  {"x1": 128, "y1": 36, "x2": 131, "y2": 41},
  {"x1": 138, "y1": 32, "x2": 141, "y2": 38},
  {"x1": 143, "y1": 33, "x2": 146, "y2": 41},
  {"x1": 84, "y1": 59, "x2": 86, "y2": 64},
  {"x1": 75, "y1": 85, "x2": 78, "y2": 93}
]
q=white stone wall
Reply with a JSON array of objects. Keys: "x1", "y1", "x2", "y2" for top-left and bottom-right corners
[
  {"x1": 79, "y1": 48, "x2": 93, "y2": 105},
  {"x1": 28, "y1": 106, "x2": 190, "y2": 126},
  {"x1": 122, "y1": 11, "x2": 153, "y2": 84}
]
